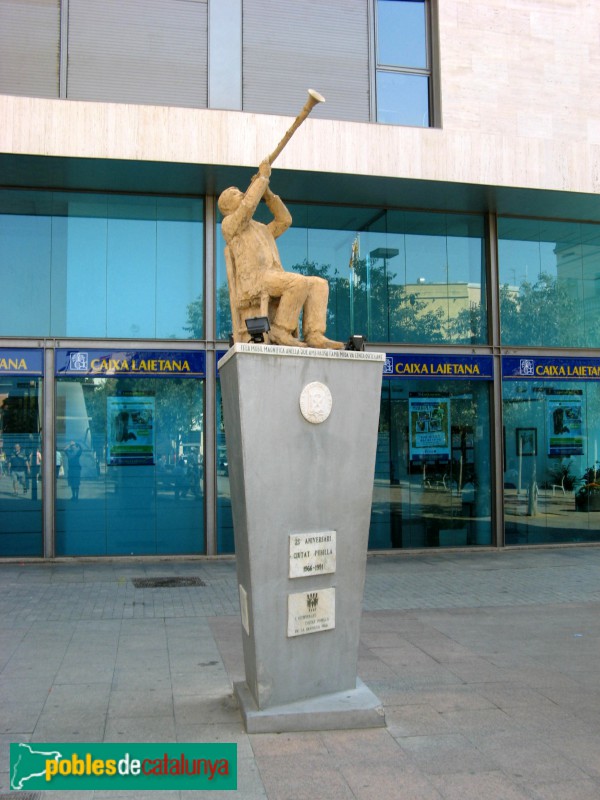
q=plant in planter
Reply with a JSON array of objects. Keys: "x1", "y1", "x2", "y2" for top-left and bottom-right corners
[{"x1": 574, "y1": 462, "x2": 600, "y2": 511}]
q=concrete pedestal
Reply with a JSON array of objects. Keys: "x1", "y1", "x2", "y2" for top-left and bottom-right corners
[{"x1": 218, "y1": 344, "x2": 386, "y2": 733}]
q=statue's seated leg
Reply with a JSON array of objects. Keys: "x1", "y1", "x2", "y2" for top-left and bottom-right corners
[
  {"x1": 302, "y1": 277, "x2": 344, "y2": 350},
  {"x1": 263, "y1": 272, "x2": 308, "y2": 347}
]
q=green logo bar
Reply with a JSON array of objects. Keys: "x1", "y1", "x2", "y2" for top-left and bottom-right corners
[{"x1": 10, "y1": 742, "x2": 237, "y2": 791}]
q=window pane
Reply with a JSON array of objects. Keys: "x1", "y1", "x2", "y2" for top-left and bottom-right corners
[
  {"x1": 0, "y1": 190, "x2": 204, "y2": 340},
  {"x1": 106, "y1": 207, "x2": 157, "y2": 338},
  {"x1": 55, "y1": 375, "x2": 204, "y2": 556},
  {"x1": 215, "y1": 221, "x2": 231, "y2": 340},
  {"x1": 0, "y1": 377, "x2": 43, "y2": 556},
  {"x1": 217, "y1": 204, "x2": 487, "y2": 345},
  {"x1": 503, "y1": 377, "x2": 600, "y2": 545},
  {"x1": 498, "y1": 218, "x2": 600, "y2": 348},
  {"x1": 158, "y1": 199, "x2": 204, "y2": 340},
  {"x1": 376, "y1": 71, "x2": 429, "y2": 127},
  {"x1": 0, "y1": 199, "x2": 51, "y2": 336},
  {"x1": 377, "y1": 0, "x2": 427, "y2": 69},
  {"x1": 371, "y1": 379, "x2": 492, "y2": 549},
  {"x1": 358, "y1": 210, "x2": 487, "y2": 344},
  {"x1": 216, "y1": 380, "x2": 234, "y2": 553}
]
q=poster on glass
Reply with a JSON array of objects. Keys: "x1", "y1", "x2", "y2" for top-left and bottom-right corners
[
  {"x1": 547, "y1": 390, "x2": 584, "y2": 456},
  {"x1": 107, "y1": 393, "x2": 155, "y2": 466},
  {"x1": 408, "y1": 394, "x2": 451, "y2": 463}
]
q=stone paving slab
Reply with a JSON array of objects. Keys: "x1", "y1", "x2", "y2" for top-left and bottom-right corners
[{"x1": 0, "y1": 547, "x2": 600, "y2": 798}]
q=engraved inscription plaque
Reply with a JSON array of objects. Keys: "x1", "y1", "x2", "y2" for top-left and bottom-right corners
[
  {"x1": 287, "y1": 587, "x2": 335, "y2": 637},
  {"x1": 289, "y1": 531, "x2": 336, "y2": 578}
]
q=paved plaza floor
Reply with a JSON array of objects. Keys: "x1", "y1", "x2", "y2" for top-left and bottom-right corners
[{"x1": 1, "y1": 546, "x2": 600, "y2": 799}]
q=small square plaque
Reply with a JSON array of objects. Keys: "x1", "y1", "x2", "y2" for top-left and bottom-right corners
[
  {"x1": 287, "y1": 587, "x2": 335, "y2": 637},
  {"x1": 289, "y1": 531, "x2": 336, "y2": 578}
]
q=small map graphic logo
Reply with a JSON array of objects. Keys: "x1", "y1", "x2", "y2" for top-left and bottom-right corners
[
  {"x1": 11, "y1": 742, "x2": 63, "y2": 790},
  {"x1": 69, "y1": 351, "x2": 89, "y2": 371}
]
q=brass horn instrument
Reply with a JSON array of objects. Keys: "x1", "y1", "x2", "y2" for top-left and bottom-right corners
[{"x1": 266, "y1": 89, "x2": 325, "y2": 166}]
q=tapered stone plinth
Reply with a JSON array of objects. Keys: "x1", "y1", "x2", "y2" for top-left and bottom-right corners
[{"x1": 218, "y1": 344, "x2": 385, "y2": 732}]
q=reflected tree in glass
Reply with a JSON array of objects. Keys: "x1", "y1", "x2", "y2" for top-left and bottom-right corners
[{"x1": 499, "y1": 272, "x2": 597, "y2": 347}]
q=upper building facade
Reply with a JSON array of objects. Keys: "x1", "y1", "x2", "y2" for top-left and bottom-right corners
[{"x1": 1, "y1": 0, "x2": 599, "y2": 558}]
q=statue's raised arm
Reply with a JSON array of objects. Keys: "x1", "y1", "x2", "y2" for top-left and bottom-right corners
[{"x1": 218, "y1": 92, "x2": 343, "y2": 350}]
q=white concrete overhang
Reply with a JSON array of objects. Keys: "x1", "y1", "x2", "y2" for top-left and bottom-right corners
[{"x1": 1, "y1": 95, "x2": 599, "y2": 222}]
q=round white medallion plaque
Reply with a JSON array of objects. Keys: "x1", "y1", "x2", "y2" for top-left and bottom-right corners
[{"x1": 299, "y1": 381, "x2": 333, "y2": 424}]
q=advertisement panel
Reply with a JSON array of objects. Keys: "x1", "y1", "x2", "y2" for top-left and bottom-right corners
[
  {"x1": 408, "y1": 393, "x2": 451, "y2": 463},
  {"x1": 107, "y1": 393, "x2": 155, "y2": 466},
  {"x1": 547, "y1": 389, "x2": 584, "y2": 456}
]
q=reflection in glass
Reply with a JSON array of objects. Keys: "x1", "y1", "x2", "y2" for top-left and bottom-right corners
[
  {"x1": 377, "y1": 0, "x2": 427, "y2": 69},
  {"x1": 375, "y1": 0, "x2": 430, "y2": 126},
  {"x1": 372, "y1": 378, "x2": 492, "y2": 548},
  {"x1": 498, "y1": 217, "x2": 600, "y2": 347},
  {"x1": 0, "y1": 190, "x2": 204, "y2": 339},
  {"x1": 503, "y1": 378, "x2": 600, "y2": 545},
  {"x1": 376, "y1": 72, "x2": 430, "y2": 127},
  {"x1": 215, "y1": 207, "x2": 487, "y2": 345},
  {"x1": 55, "y1": 376, "x2": 204, "y2": 555},
  {"x1": 215, "y1": 380, "x2": 234, "y2": 553},
  {"x1": 0, "y1": 377, "x2": 43, "y2": 556}
]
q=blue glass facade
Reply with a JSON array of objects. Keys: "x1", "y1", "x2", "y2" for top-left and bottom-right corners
[
  {"x1": 0, "y1": 192, "x2": 204, "y2": 339},
  {"x1": 216, "y1": 207, "x2": 487, "y2": 346},
  {"x1": 2, "y1": 182, "x2": 600, "y2": 555}
]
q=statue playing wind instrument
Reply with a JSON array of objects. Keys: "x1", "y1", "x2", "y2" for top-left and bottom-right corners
[{"x1": 218, "y1": 90, "x2": 343, "y2": 349}]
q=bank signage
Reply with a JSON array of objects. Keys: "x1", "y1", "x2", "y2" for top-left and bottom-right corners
[
  {"x1": 503, "y1": 356, "x2": 600, "y2": 381},
  {"x1": 0, "y1": 348, "x2": 43, "y2": 376},
  {"x1": 382, "y1": 353, "x2": 493, "y2": 380},
  {"x1": 55, "y1": 349, "x2": 205, "y2": 378}
]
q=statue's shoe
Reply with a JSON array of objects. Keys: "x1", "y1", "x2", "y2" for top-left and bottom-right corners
[{"x1": 304, "y1": 333, "x2": 344, "y2": 350}]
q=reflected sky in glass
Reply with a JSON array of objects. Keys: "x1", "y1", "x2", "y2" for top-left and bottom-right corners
[
  {"x1": 0, "y1": 192, "x2": 203, "y2": 339},
  {"x1": 377, "y1": 72, "x2": 429, "y2": 127},
  {"x1": 377, "y1": 0, "x2": 427, "y2": 68}
]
